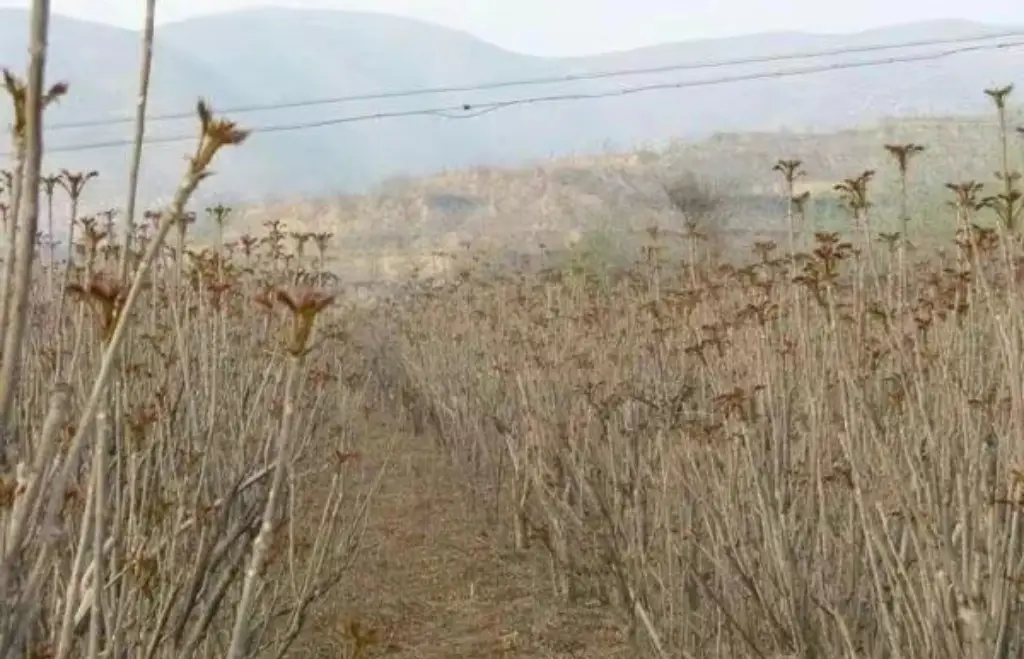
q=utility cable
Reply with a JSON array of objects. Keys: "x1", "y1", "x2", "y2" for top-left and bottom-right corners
[
  {"x1": 17, "y1": 37, "x2": 1024, "y2": 157},
  {"x1": 44, "y1": 28, "x2": 1024, "y2": 131}
]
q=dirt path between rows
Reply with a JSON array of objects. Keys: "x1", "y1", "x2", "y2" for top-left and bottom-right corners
[{"x1": 292, "y1": 416, "x2": 630, "y2": 658}]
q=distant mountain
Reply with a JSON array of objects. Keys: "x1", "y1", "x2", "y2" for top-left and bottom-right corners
[{"x1": 0, "y1": 9, "x2": 1020, "y2": 207}]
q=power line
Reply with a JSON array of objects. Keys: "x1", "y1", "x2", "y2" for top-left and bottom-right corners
[
  {"x1": 24, "y1": 37, "x2": 1024, "y2": 158},
  {"x1": 45, "y1": 28, "x2": 1024, "y2": 131}
]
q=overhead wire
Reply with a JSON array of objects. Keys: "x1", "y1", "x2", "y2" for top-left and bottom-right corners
[
  {"x1": 44, "y1": 28, "x2": 1024, "y2": 131},
  {"x1": 17, "y1": 35, "x2": 1024, "y2": 158}
]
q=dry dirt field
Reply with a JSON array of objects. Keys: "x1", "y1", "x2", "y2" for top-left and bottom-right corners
[{"x1": 289, "y1": 414, "x2": 632, "y2": 659}]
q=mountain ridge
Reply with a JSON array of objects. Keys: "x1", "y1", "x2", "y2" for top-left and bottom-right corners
[{"x1": 0, "y1": 9, "x2": 1018, "y2": 206}]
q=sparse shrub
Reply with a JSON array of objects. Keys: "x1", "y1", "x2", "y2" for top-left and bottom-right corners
[{"x1": 663, "y1": 171, "x2": 724, "y2": 227}]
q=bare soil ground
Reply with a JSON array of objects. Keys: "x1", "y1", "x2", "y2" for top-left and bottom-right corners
[{"x1": 291, "y1": 415, "x2": 632, "y2": 658}]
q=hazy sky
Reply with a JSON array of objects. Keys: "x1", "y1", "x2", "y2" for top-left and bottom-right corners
[{"x1": 1, "y1": 0, "x2": 1023, "y2": 55}]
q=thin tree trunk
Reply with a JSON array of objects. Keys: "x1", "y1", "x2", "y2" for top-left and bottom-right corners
[
  {"x1": 0, "y1": 0, "x2": 51, "y2": 427},
  {"x1": 0, "y1": 159, "x2": 25, "y2": 350},
  {"x1": 118, "y1": 0, "x2": 157, "y2": 283}
]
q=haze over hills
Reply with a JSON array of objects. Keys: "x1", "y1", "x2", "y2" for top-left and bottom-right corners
[{"x1": 0, "y1": 8, "x2": 1021, "y2": 206}]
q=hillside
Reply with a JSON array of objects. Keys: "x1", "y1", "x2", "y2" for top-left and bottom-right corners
[
  {"x1": 208, "y1": 113, "x2": 1021, "y2": 291},
  {"x1": 0, "y1": 9, "x2": 1021, "y2": 206}
]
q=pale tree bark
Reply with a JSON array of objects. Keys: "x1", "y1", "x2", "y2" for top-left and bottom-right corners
[
  {"x1": 0, "y1": 0, "x2": 52, "y2": 428},
  {"x1": 0, "y1": 159, "x2": 25, "y2": 350},
  {"x1": 118, "y1": 0, "x2": 157, "y2": 283}
]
